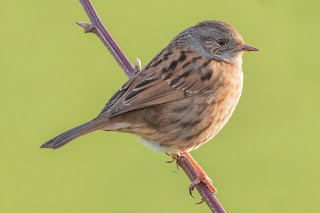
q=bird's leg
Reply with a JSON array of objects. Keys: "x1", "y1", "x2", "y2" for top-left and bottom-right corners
[{"x1": 183, "y1": 151, "x2": 217, "y2": 196}]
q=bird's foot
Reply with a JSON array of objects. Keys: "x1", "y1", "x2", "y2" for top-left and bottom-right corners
[
  {"x1": 183, "y1": 151, "x2": 217, "y2": 197},
  {"x1": 166, "y1": 153, "x2": 179, "y2": 173},
  {"x1": 195, "y1": 198, "x2": 205, "y2": 205},
  {"x1": 188, "y1": 172, "x2": 216, "y2": 197}
]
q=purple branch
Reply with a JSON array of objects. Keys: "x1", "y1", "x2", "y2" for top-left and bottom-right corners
[
  {"x1": 77, "y1": 1, "x2": 226, "y2": 212},
  {"x1": 78, "y1": 0, "x2": 134, "y2": 78},
  {"x1": 177, "y1": 154, "x2": 226, "y2": 213}
]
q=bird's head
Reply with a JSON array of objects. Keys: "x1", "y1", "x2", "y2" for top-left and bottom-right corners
[{"x1": 188, "y1": 20, "x2": 259, "y2": 64}]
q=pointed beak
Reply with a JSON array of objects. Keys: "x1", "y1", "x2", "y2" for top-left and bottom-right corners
[{"x1": 239, "y1": 43, "x2": 259, "y2": 52}]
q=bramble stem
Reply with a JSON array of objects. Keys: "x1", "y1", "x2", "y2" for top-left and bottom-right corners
[
  {"x1": 77, "y1": 0, "x2": 226, "y2": 212},
  {"x1": 79, "y1": 0, "x2": 134, "y2": 78},
  {"x1": 177, "y1": 153, "x2": 226, "y2": 213}
]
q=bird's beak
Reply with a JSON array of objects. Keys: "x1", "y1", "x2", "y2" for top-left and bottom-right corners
[{"x1": 239, "y1": 43, "x2": 259, "y2": 52}]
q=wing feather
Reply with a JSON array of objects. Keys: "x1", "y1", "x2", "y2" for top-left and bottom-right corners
[{"x1": 98, "y1": 48, "x2": 219, "y2": 117}]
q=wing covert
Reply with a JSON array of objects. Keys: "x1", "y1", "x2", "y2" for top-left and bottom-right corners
[{"x1": 105, "y1": 55, "x2": 218, "y2": 117}]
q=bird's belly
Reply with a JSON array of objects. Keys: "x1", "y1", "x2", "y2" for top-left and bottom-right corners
[{"x1": 136, "y1": 89, "x2": 242, "y2": 154}]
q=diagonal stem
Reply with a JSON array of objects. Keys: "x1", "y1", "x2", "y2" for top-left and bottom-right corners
[
  {"x1": 77, "y1": 0, "x2": 226, "y2": 212},
  {"x1": 177, "y1": 153, "x2": 226, "y2": 213},
  {"x1": 79, "y1": 0, "x2": 134, "y2": 78}
]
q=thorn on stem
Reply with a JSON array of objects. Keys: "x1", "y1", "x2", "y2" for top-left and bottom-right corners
[
  {"x1": 75, "y1": 22, "x2": 95, "y2": 33},
  {"x1": 134, "y1": 58, "x2": 141, "y2": 71}
]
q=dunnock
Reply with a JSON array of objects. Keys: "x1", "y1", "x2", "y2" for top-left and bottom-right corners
[{"x1": 41, "y1": 20, "x2": 258, "y2": 191}]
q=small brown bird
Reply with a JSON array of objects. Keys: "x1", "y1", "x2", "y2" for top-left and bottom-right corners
[{"x1": 41, "y1": 20, "x2": 258, "y2": 192}]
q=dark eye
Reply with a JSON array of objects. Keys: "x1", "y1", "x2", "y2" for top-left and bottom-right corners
[{"x1": 217, "y1": 39, "x2": 226, "y2": 46}]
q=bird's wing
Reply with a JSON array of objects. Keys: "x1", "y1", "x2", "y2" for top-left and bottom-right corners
[
  {"x1": 98, "y1": 75, "x2": 136, "y2": 116},
  {"x1": 99, "y1": 49, "x2": 221, "y2": 117}
]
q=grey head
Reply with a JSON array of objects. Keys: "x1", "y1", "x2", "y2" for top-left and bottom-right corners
[{"x1": 180, "y1": 20, "x2": 258, "y2": 64}]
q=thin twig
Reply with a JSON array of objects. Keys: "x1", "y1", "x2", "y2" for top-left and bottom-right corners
[
  {"x1": 77, "y1": 0, "x2": 226, "y2": 212},
  {"x1": 177, "y1": 154, "x2": 226, "y2": 213},
  {"x1": 78, "y1": 0, "x2": 134, "y2": 78}
]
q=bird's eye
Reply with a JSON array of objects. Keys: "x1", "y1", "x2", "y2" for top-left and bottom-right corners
[{"x1": 217, "y1": 39, "x2": 226, "y2": 46}]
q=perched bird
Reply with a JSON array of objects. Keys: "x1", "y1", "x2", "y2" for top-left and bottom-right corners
[{"x1": 41, "y1": 20, "x2": 258, "y2": 192}]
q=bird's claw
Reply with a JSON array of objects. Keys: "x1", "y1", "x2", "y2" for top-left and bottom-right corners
[
  {"x1": 195, "y1": 198, "x2": 205, "y2": 205},
  {"x1": 188, "y1": 175, "x2": 217, "y2": 198},
  {"x1": 166, "y1": 155, "x2": 180, "y2": 173},
  {"x1": 189, "y1": 178, "x2": 199, "y2": 198}
]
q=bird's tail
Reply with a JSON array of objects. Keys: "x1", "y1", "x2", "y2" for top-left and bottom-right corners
[{"x1": 40, "y1": 121, "x2": 101, "y2": 149}]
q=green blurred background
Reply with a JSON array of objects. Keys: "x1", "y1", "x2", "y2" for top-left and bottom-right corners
[{"x1": 1, "y1": 0, "x2": 319, "y2": 212}]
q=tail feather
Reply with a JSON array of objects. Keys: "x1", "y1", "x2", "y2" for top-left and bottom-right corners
[{"x1": 41, "y1": 122, "x2": 100, "y2": 149}]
